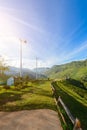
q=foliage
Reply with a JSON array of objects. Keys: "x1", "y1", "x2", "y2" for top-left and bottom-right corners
[
  {"x1": 0, "y1": 57, "x2": 9, "y2": 83},
  {"x1": 0, "y1": 80, "x2": 56, "y2": 112},
  {"x1": 52, "y1": 80, "x2": 87, "y2": 130},
  {"x1": 46, "y1": 59, "x2": 87, "y2": 81},
  {"x1": 14, "y1": 76, "x2": 31, "y2": 89},
  {"x1": 65, "y1": 78, "x2": 86, "y2": 90},
  {"x1": 0, "y1": 57, "x2": 9, "y2": 75},
  {"x1": 3, "y1": 85, "x2": 10, "y2": 90}
]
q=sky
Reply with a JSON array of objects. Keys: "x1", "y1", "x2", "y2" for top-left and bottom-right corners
[{"x1": 0, "y1": 0, "x2": 87, "y2": 69}]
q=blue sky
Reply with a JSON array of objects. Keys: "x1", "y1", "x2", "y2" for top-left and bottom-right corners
[{"x1": 0, "y1": 0, "x2": 87, "y2": 68}]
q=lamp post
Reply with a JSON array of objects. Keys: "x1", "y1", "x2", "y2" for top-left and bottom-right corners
[{"x1": 19, "y1": 39, "x2": 27, "y2": 77}]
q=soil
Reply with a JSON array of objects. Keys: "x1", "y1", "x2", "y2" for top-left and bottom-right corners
[{"x1": 0, "y1": 109, "x2": 63, "y2": 130}]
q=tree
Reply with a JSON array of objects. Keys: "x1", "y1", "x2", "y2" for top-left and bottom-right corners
[{"x1": 0, "y1": 56, "x2": 9, "y2": 75}]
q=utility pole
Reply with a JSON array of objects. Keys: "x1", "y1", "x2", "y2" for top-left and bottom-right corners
[
  {"x1": 36, "y1": 57, "x2": 38, "y2": 79},
  {"x1": 19, "y1": 39, "x2": 27, "y2": 77},
  {"x1": 20, "y1": 40, "x2": 22, "y2": 77}
]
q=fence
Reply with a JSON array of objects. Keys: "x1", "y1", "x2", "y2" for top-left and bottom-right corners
[{"x1": 51, "y1": 83, "x2": 83, "y2": 130}]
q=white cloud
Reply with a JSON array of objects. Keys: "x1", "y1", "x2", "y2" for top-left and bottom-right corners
[
  {"x1": 64, "y1": 41, "x2": 87, "y2": 60},
  {"x1": 52, "y1": 40, "x2": 87, "y2": 65}
]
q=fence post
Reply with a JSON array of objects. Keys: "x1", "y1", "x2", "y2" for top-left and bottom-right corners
[
  {"x1": 73, "y1": 118, "x2": 82, "y2": 130},
  {"x1": 58, "y1": 96, "x2": 75, "y2": 124},
  {"x1": 58, "y1": 96, "x2": 83, "y2": 130},
  {"x1": 51, "y1": 82, "x2": 83, "y2": 130},
  {"x1": 51, "y1": 84, "x2": 55, "y2": 96}
]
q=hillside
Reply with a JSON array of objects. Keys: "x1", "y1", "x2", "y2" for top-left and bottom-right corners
[
  {"x1": 46, "y1": 59, "x2": 87, "y2": 81},
  {"x1": 32, "y1": 67, "x2": 49, "y2": 74},
  {"x1": 4, "y1": 66, "x2": 36, "y2": 78},
  {"x1": 4, "y1": 66, "x2": 47, "y2": 79},
  {"x1": 52, "y1": 79, "x2": 87, "y2": 130}
]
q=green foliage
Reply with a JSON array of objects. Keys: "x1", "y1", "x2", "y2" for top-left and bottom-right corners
[
  {"x1": 0, "y1": 81, "x2": 56, "y2": 112},
  {"x1": 14, "y1": 76, "x2": 30, "y2": 89},
  {"x1": 3, "y1": 85, "x2": 10, "y2": 90},
  {"x1": 65, "y1": 78, "x2": 86, "y2": 90},
  {"x1": 52, "y1": 80, "x2": 87, "y2": 130},
  {"x1": 0, "y1": 57, "x2": 9, "y2": 75},
  {"x1": 0, "y1": 57, "x2": 9, "y2": 82},
  {"x1": 46, "y1": 59, "x2": 87, "y2": 81}
]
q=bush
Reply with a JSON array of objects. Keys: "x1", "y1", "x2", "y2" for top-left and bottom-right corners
[{"x1": 3, "y1": 85, "x2": 10, "y2": 89}]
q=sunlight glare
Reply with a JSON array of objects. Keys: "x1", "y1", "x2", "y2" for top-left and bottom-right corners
[{"x1": 0, "y1": 12, "x2": 14, "y2": 36}]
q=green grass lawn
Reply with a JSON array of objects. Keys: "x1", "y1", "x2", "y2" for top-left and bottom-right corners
[
  {"x1": 52, "y1": 80, "x2": 87, "y2": 130},
  {"x1": 0, "y1": 80, "x2": 56, "y2": 112}
]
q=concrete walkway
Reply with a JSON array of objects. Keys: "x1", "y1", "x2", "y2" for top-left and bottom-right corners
[{"x1": 0, "y1": 109, "x2": 63, "y2": 130}]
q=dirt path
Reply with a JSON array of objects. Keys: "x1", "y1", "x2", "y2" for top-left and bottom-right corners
[{"x1": 0, "y1": 109, "x2": 63, "y2": 130}]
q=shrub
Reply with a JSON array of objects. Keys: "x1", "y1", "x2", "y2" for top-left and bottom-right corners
[{"x1": 3, "y1": 85, "x2": 10, "y2": 89}]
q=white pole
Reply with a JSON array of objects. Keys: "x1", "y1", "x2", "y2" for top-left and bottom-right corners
[
  {"x1": 36, "y1": 57, "x2": 37, "y2": 79},
  {"x1": 19, "y1": 39, "x2": 27, "y2": 77},
  {"x1": 20, "y1": 40, "x2": 22, "y2": 77}
]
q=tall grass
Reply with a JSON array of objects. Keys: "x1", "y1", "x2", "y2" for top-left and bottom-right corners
[
  {"x1": 0, "y1": 80, "x2": 56, "y2": 111},
  {"x1": 52, "y1": 80, "x2": 87, "y2": 130}
]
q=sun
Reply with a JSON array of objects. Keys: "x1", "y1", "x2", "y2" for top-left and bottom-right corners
[
  {"x1": 0, "y1": 11, "x2": 21, "y2": 46},
  {"x1": 0, "y1": 12, "x2": 15, "y2": 37}
]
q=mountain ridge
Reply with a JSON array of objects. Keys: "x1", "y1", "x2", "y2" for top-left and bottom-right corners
[
  {"x1": 46, "y1": 59, "x2": 87, "y2": 80},
  {"x1": 5, "y1": 66, "x2": 47, "y2": 79}
]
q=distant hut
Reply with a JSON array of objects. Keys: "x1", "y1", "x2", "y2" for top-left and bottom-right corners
[{"x1": 7, "y1": 77, "x2": 14, "y2": 86}]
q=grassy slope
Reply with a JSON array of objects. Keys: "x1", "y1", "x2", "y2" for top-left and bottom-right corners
[
  {"x1": 52, "y1": 80, "x2": 87, "y2": 130},
  {"x1": 46, "y1": 60, "x2": 87, "y2": 80},
  {"x1": 0, "y1": 80, "x2": 56, "y2": 111}
]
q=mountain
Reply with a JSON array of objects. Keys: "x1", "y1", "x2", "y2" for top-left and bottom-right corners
[
  {"x1": 32, "y1": 67, "x2": 49, "y2": 74},
  {"x1": 5, "y1": 66, "x2": 35, "y2": 78},
  {"x1": 46, "y1": 59, "x2": 87, "y2": 80},
  {"x1": 5, "y1": 66, "x2": 47, "y2": 79}
]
